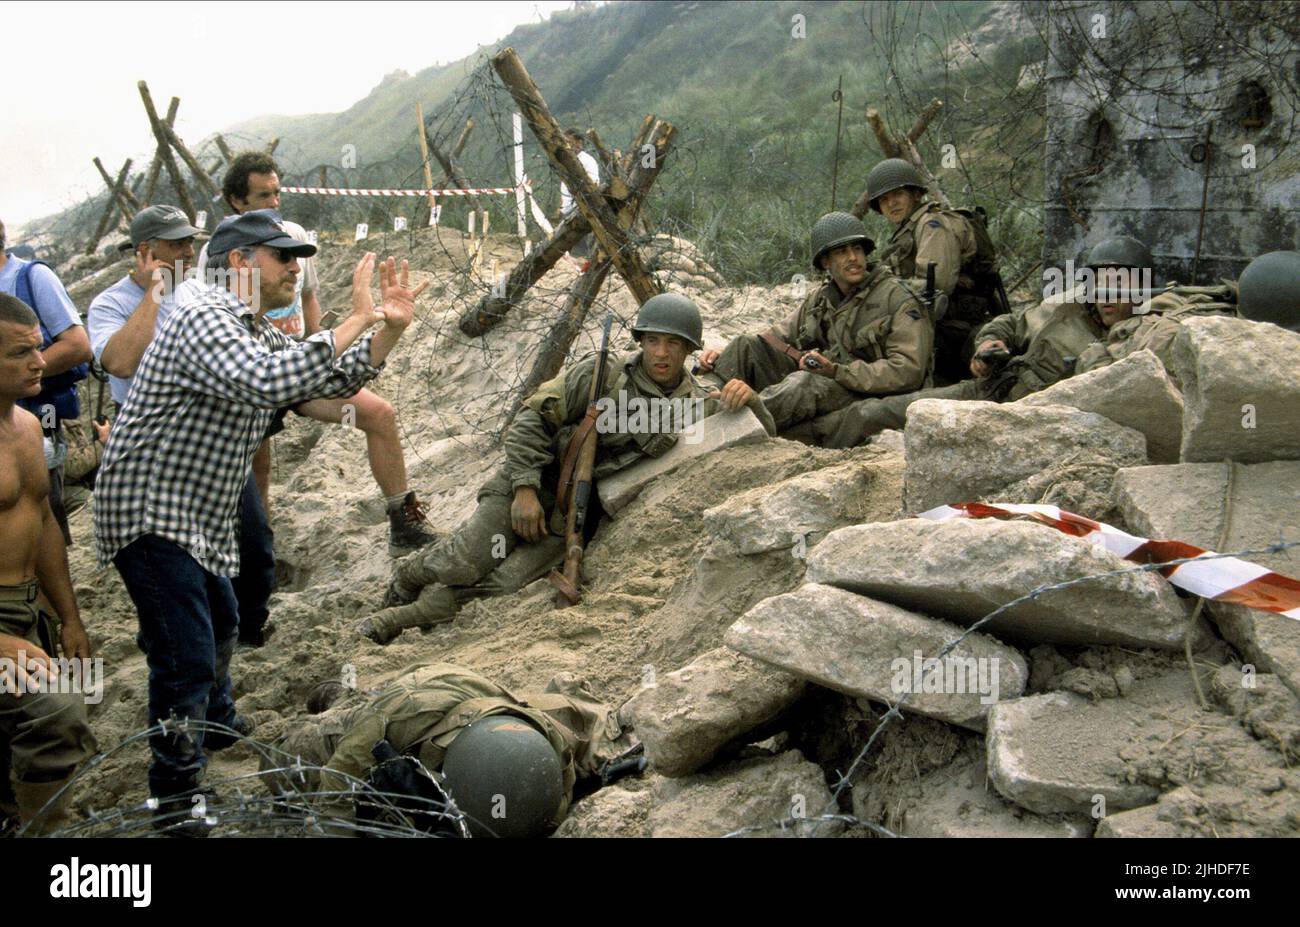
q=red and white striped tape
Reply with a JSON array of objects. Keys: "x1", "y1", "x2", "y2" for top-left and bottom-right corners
[
  {"x1": 919, "y1": 502, "x2": 1300, "y2": 619},
  {"x1": 281, "y1": 184, "x2": 524, "y2": 197}
]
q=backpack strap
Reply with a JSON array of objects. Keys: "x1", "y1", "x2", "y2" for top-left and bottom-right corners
[{"x1": 14, "y1": 261, "x2": 56, "y2": 349}]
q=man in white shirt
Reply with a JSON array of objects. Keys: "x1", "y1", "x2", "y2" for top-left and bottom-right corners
[{"x1": 558, "y1": 130, "x2": 602, "y2": 261}]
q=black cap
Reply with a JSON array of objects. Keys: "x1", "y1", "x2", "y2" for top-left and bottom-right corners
[
  {"x1": 119, "y1": 205, "x2": 204, "y2": 252},
  {"x1": 207, "y1": 209, "x2": 317, "y2": 259}
]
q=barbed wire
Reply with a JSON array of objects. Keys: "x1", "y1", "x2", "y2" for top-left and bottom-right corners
[{"x1": 724, "y1": 537, "x2": 1300, "y2": 838}]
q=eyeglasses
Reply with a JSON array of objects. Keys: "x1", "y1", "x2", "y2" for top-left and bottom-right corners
[{"x1": 258, "y1": 246, "x2": 299, "y2": 264}]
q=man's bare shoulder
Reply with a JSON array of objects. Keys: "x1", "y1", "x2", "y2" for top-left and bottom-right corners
[{"x1": 3, "y1": 405, "x2": 44, "y2": 444}]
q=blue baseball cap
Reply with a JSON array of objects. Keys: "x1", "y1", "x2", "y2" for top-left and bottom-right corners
[{"x1": 208, "y1": 209, "x2": 317, "y2": 258}]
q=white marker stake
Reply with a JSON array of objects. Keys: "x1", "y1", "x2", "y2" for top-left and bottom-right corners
[
  {"x1": 393, "y1": 216, "x2": 407, "y2": 232},
  {"x1": 513, "y1": 112, "x2": 528, "y2": 240},
  {"x1": 355, "y1": 223, "x2": 369, "y2": 242}
]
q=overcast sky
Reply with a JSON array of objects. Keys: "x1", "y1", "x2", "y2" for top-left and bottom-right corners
[{"x1": 3, "y1": 0, "x2": 576, "y2": 232}]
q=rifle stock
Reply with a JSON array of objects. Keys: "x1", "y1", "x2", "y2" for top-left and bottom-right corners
[{"x1": 550, "y1": 312, "x2": 614, "y2": 606}]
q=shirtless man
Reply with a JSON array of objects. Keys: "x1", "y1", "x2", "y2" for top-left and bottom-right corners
[{"x1": 0, "y1": 293, "x2": 96, "y2": 835}]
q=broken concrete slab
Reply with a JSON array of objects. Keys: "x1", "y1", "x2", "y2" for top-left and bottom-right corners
[
  {"x1": 648, "y1": 749, "x2": 835, "y2": 837},
  {"x1": 621, "y1": 647, "x2": 807, "y2": 777},
  {"x1": 1022, "y1": 350, "x2": 1184, "y2": 464},
  {"x1": 726, "y1": 583, "x2": 1027, "y2": 730},
  {"x1": 703, "y1": 459, "x2": 887, "y2": 554},
  {"x1": 598, "y1": 407, "x2": 769, "y2": 515},
  {"x1": 1209, "y1": 664, "x2": 1300, "y2": 762},
  {"x1": 900, "y1": 743, "x2": 1093, "y2": 837},
  {"x1": 986, "y1": 690, "x2": 1158, "y2": 816},
  {"x1": 987, "y1": 671, "x2": 1286, "y2": 817},
  {"x1": 1096, "y1": 784, "x2": 1300, "y2": 838},
  {"x1": 1114, "y1": 461, "x2": 1300, "y2": 699},
  {"x1": 806, "y1": 518, "x2": 1196, "y2": 649},
  {"x1": 903, "y1": 399, "x2": 1149, "y2": 516},
  {"x1": 1171, "y1": 316, "x2": 1300, "y2": 464}
]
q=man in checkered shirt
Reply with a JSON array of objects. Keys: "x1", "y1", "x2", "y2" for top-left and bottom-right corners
[{"x1": 93, "y1": 209, "x2": 427, "y2": 818}]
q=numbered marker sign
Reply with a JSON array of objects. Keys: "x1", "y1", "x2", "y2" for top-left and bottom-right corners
[
  {"x1": 429, "y1": 205, "x2": 442, "y2": 227},
  {"x1": 195, "y1": 210, "x2": 208, "y2": 229},
  {"x1": 306, "y1": 229, "x2": 319, "y2": 245},
  {"x1": 393, "y1": 216, "x2": 407, "y2": 232},
  {"x1": 355, "y1": 223, "x2": 369, "y2": 242}
]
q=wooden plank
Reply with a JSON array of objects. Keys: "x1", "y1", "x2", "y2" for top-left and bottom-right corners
[
  {"x1": 94, "y1": 156, "x2": 140, "y2": 215},
  {"x1": 162, "y1": 122, "x2": 222, "y2": 201}
]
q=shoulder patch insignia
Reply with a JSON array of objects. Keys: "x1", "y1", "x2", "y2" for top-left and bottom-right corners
[
  {"x1": 906, "y1": 308, "x2": 922, "y2": 321},
  {"x1": 926, "y1": 220, "x2": 942, "y2": 229}
]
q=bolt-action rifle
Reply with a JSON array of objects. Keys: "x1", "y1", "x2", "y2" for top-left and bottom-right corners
[{"x1": 549, "y1": 312, "x2": 614, "y2": 606}]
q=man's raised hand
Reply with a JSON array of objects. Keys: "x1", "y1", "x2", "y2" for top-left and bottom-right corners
[
  {"x1": 349, "y1": 252, "x2": 381, "y2": 325},
  {"x1": 376, "y1": 257, "x2": 429, "y2": 331}
]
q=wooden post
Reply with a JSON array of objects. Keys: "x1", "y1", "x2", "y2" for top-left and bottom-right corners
[
  {"x1": 426, "y1": 131, "x2": 485, "y2": 227},
  {"x1": 142, "y1": 97, "x2": 180, "y2": 204},
  {"x1": 85, "y1": 158, "x2": 133, "y2": 255},
  {"x1": 213, "y1": 134, "x2": 235, "y2": 164},
  {"x1": 265, "y1": 137, "x2": 280, "y2": 156},
  {"x1": 94, "y1": 157, "x2": 140, "y2": 216},
  {"x1": 493, "y1": 48, "x2": 659, "y2": 305},
  {"x1": 415, "y1": 103, "x2": 436, "y2": 206},
  {"x1": 318, "y1": 166, "x2": 328, "y2": 186},
  {"x1": 161, "y1": 122, "x2": 222, "y2": 201},
  {"x1": 138, "y1": 82, "x2": 197, "y2": 221},
  {"x1": 851, "y1": 99, "x2": 948, "y2": 218}
]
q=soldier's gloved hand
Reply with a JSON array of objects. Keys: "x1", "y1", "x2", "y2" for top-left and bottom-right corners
[
  {"x1": 696, "y1": 348, "x2": 720, "y2": 372},
  {"x1": 711, "y1": 379, "x2": 755, "y2": 412},
  {"x1": 971, "y1": 340, "x2": 1009, "y2": 378},
  {"x1": 801, "y1": 350, "x2": 835, "y2": 377},
  {"x1": 511, "y1": 487, "x2": 547, "y2": 543}
]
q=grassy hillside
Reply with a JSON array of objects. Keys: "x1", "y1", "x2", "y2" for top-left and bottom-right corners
[{"x1": 40, "y1": 1, "x2": 1048, "y2": 284}]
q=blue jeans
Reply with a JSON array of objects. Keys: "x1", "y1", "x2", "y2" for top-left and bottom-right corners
[
  {"x1": 232, "y1": 476, "x2": 276, "y2": 644},
  {"x1": 113, "y1": 535, "x2": 239, "y2": 797}
]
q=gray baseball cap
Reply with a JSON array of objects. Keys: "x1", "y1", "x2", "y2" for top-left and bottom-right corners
[{"x1": 121, "y1": 205, "x2": 204, "y2": 251}]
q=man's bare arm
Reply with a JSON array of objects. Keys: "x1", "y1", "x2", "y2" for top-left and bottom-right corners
[
  {"x1": 40, "y1": 325, "x2": 93, "y2": 378},
  {"x1": 101, "y1": 249, "x2": 168, "y2": 377},
  {"x1": 34, "y1": 498, "x2": 90, "y2": 659}
]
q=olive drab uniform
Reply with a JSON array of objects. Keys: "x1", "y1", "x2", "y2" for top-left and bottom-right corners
[
  {"x1": 879, "y1": 201, "x2": 1002, "y2": 386},
  {"x1": 813, "y1": 292, "x2": 1109, "y2": 448},
  {"x1": 0, "y1": 582, "x2": 97, "y2": 827},
  {"x1": 1076, "y1": 284, "x2": 1238, "y2": 384},
  {"x1": 271, "y1": 662, "x2": 632, "y2": 823},
  {"x1": 710, "y1": 263, "x2": 932, "y2": 434},
  {"x1": 373, "y1": 350, "x2": 773, "y2": 640}
]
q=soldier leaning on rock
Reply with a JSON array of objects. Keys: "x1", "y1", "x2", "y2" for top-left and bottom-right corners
[
  {"x1": 1076, "y1": 249, "x2": 1300, "y2": 379},
  {"x1": 814, "y1": 235, "x2": 1155, "y2": 449},
  {"x1": 696, "y1": 211, "x2": 932, "y2": 438},
  {"x1": 361, "y1": 293, "x2": 775, "y2": 645}
]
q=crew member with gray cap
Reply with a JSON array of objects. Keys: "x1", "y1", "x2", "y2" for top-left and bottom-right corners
[
  {"x1": 93, "y1": 208, "x2": 428, "y2": 819},
  {"x1": 87, "y1": 205, "x2": 203, "y2": 409}
]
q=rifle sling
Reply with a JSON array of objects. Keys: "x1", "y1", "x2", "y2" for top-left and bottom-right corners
[{"x1": 555, "y1": 404, "x2": 602, "y2": 517}]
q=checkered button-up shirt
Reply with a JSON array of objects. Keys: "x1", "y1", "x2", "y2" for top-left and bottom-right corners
[{"x1": 94, "y1": 284, "x2": 383, "y2": 576}]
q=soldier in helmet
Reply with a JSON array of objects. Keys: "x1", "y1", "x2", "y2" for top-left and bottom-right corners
[
  {"x1": 270, "y1": 662, "x2": 634, "y2": 838},
  {"x1": 697, "y1": 211, "x2": 932, "y2": 437},
  {"x1": 1076, "y1": 246, "x2": 1248, "y2": 382},
  {"x1": 815, "y1": 235, "x2": 1153, "y2": 448},
  {"x1": 1237, "y1": 251, "x2": 1300, "y2": 332},
  {"x1": 357, "y1": 293, "x2": 774, "y2": 645},
  {"x1": 866, "y1": 157, "x2": 1004, "y2": 385}
]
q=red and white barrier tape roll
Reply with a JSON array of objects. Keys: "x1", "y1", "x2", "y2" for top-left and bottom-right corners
[
  {"x1": 281, "y1": 184, "x2": 526, "y2": 197},
  {"x1": 919, "y1": 502, "x2": 1300, "y2": 619}
]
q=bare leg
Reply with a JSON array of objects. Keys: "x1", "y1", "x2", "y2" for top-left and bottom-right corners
[{"x1": 297, "y1": 390, "x2": 407, "y2": 497}]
